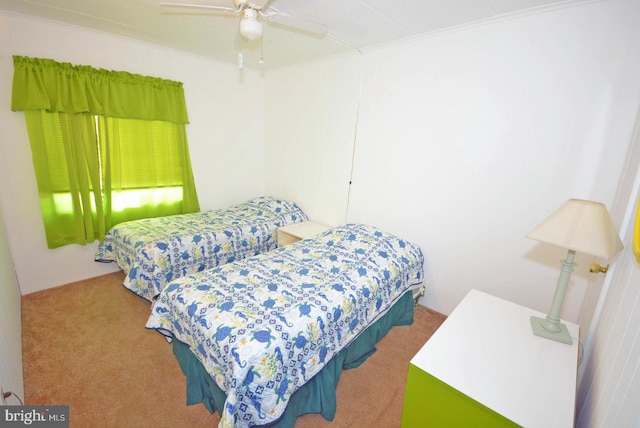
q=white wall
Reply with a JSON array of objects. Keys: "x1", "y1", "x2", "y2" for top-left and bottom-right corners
[
  {"x1": 0, "y1": 197, "x2": 24, "y2": 404},
  {"x1": 265, "y1": 0, "x2": 640, "y2": 331},
  {"x1": 0, "y1": 12, "x2": 265, "y2": 295},
  {"x1": 264, "y1": 53, "x2": 363, "y2": 225}
]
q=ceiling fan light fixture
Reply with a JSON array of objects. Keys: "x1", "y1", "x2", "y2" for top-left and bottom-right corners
[{"x1": 239, "y1": 8, "x2": 262, "y2": 40}]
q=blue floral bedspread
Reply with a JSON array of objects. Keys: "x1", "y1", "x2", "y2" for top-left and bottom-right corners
[
  {"x1": 95, "y1": 197, "x2": 307, "y2": 301},
  {"x1": 146, "y1": 223, "x2": 424, "y2": 428}
]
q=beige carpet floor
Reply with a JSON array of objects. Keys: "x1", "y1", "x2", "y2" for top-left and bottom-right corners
[{"x1": 22, "y1": 271, "x2": 446, "y2": 427}]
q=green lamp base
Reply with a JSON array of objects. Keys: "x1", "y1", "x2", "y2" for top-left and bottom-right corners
[{"x1": 530, "y1": 316, "x2": 573, "y2": 345}]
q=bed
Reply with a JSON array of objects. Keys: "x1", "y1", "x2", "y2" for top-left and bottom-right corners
[
  {"x1": 146, "y1": 223, "x2": 424, "y2": 427},
  {"x1": 95, "y1": 196, "x2": 307, "y2": 301}
]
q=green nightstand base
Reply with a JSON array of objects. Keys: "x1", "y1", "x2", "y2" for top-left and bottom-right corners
[{"x1": 401, "y1": 364, "x2": 518, "y2": 427}]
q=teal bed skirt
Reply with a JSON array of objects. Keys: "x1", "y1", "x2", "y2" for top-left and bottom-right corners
[{"x1": 171, "y1": 291, "x2": 415, "y2": 427}]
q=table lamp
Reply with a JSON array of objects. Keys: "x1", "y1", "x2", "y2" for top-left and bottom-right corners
[{"x1": 526, "y1": 199, "x2": 623, "y2": 344}]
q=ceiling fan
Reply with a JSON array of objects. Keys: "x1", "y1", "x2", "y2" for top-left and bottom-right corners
[{"x1": 159, "y1": 0, "x2": 328, "y2": 41}]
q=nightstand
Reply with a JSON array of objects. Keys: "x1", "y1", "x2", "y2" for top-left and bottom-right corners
[
  {"x1": 277, "y1": 221, "x2": 331, "y2": 246},
  {"x1": 401, "y1": 289, "x2": 579, "y2": 427}
]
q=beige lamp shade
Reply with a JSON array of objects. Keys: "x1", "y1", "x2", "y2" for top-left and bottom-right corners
[{"x1": 526, "y1": 199, "x2": 623, "y2": 259}]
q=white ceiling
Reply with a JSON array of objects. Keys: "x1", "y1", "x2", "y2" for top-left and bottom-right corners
[{"x1": 0, "y1": 0, "x2": 587, "y2": 70}]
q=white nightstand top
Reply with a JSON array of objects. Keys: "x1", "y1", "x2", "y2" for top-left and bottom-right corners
[
  {"x1": 278, "y1": 221, "x2": 331, "y2": 239},
  {"x1": 412, "y1": 289, "x2": 579, "y2": 428}
]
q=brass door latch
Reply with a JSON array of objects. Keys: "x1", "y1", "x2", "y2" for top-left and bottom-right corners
[{"x1": 590, "y1": 263, "x2": 609, "y2": 273}]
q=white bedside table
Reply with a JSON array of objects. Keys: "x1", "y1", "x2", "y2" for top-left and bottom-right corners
[
  {"x1": 277, "y1": 221, "x2": 331, "y2": 246},
  {"x1": 402, "y1": 289, "x2": 579, "y2": 427}
]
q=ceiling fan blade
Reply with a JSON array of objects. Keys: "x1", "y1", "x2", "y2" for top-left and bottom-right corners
[
  {"x1": 265, "y1": 12, "x2": 327, "y2": 36},
  {"x1": 246, "y1": 0, "x2": 271, "y2": 10},
  {"x1": 159, "y1": 2, "x2": 237, "y2": 13}
]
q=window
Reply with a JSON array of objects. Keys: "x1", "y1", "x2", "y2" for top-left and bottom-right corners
[{"x1": 12, "y1": 56, "x2": 199, "y2": 248}]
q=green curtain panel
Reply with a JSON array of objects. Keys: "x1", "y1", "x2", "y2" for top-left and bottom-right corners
[
  {"x1": 12, "y1": 56, "x2": 200, "y2": 249},
  {"x1": 24, "y1": 110, "x2": 105, "y2": 247}
]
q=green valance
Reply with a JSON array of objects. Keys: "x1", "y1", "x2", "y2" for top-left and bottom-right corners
[{"x1": 11, "y1": 56, "x2": 189, "y2": 124}]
